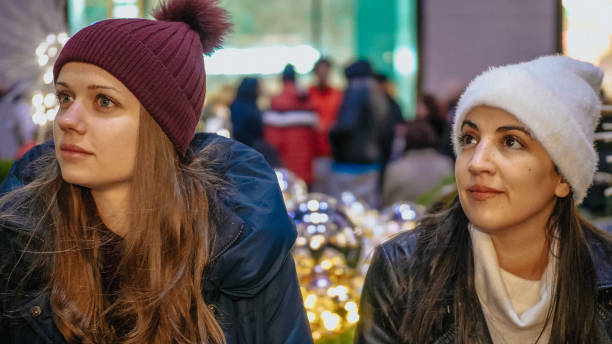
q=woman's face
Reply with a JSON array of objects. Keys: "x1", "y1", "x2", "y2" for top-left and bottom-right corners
[
  {"x1": 53, "y1": 62, "x2": 141, "y2": 190},
  {"x1": 455, "y1": 106, "x2": 570, "y2": 233}
]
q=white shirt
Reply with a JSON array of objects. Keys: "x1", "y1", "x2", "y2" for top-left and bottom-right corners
[{"x1": 469, "y1": 224, "x2": 556, "y2": 344}]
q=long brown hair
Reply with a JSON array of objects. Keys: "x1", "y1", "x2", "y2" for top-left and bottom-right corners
[
  {"x1": 1, "y1": 109, "x2": 225, "y2": 343},
  {"x1": 397, "y1": 194, "x2": 610, "y2": 343}
]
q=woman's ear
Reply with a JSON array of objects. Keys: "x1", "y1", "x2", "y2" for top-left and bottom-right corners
[{"x1": 554, "y1": 176, "x2": 571, "y2": 198}]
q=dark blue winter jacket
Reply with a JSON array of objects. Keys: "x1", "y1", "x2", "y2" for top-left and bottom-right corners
[
  {"x1": 0, "y1": 133, "x2": 313, "y2": 343},
  {"x1": 231, "y1": 77, "x2": 263, "y2": 147}
]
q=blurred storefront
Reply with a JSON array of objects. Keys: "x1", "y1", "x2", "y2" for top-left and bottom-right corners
[
  {"x1": 66, "y1": 0, "x2": 419, "y2": 116},
  {"x1": 562, "y1": 0, "x2": 612, "y2": 102}
]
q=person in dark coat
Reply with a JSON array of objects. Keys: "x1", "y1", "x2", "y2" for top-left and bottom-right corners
[
  {"x1": 327, "y1": 60, "x2": 391, "y2": 208},
  {"x1": 230, "y1": 77, "x2": 281, "y2": 167},
  {"x1": 373, "y1": 72, "x2": 405, "y2": 190},
  {"x1": 0, "y1": 0, "x2": 312, "y2": 342}
]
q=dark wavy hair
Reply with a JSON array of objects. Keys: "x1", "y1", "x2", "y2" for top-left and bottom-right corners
[{"x1": 397, "y1": 194, "x2": 610, "y2": 343}]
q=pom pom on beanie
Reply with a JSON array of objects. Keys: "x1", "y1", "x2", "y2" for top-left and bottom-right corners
[{"x1": 153, "y1": 0, "x2": 231, "y2": 54}]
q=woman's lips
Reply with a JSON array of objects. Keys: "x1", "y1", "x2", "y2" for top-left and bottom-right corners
[
  {"x1": 60, "y1": 144, "x2": 93, "y2": 158},
  {"x1": 468, "y1": 185, "x2": 503, "y2": 201}
]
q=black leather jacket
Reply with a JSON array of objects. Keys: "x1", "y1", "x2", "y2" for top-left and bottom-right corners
[{"x1": 355, "y1": 228, "x2": 612, "y2": 343}]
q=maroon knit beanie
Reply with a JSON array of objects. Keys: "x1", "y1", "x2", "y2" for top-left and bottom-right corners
[{"x1": 53, "y1": 0, "x2": 231, "y2": 156}]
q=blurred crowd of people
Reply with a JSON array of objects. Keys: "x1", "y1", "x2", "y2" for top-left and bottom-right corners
[{"x1": 203, "y1": 57, "x2": 458, "y2": 210}]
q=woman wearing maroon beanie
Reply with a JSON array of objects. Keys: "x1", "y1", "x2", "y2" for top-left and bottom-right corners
[{"x1": 0, "y1": 0, "x2": 312, "y2": 343}]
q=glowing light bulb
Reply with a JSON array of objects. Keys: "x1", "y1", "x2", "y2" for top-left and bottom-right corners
[
  {"x1": 307, "y1": 199, "x2": 319, "y2": 211},
  {"x1": 44, "y1": 93, "x2": 56, "y2": 107},
  {"x1": 57, "y1": 32, "x2": 69, "y2": 45},
  {"x1": 309, "y1": 234, "x2": 326, "y2": 250},
  {"x1": 304, "y1": 294, "x2": 317, "y2": 309},
  {"x1": 346, "y1": 311, "x2": 359, "y2": 324},
  {"x1": 321, "y1": 311, "x2": 341, "y2": 331},
  {"x1": 32, "y1": 93, "x2": 44, "y2": 107},
  {"x1": 46, "y1": 33, "x2": 56, "y2": 44},
  {"x1": 38, "y1": 55, "x2": 49, "y2": 66},
  {"x1": 43, "y1": 70, "x2": 53, "y2": 84},
  {"x1": 344, "y1": 301, "x2": 358, "y2": 313},
  {"x1": 47, "y1": 47, "x2": 58, "y2": 58}
]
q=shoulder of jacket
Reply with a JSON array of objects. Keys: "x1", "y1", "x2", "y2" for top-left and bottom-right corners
[{"x1": 376, "y1": 229, "x2": 419, "y2": 266}]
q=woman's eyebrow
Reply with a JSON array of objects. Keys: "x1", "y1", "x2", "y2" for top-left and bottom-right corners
[
  {"x1": 497, "y1": 125, "x2": 532, "y2": 137},
  {"x1": 88, "y1": 84, "x2": 120, "y2": 92},
  {"x1": 461, "y1": 120, "x2": 478, "y2": 130}
]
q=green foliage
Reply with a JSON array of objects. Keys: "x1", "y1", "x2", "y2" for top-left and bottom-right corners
[
  {"x1": 315, "y1": 327, "x2": 355, "y2": 344},
  {"x1": 0, "y1": 160, "x2": 13, "y2": 184},
  {"x1": 416, "y1": 175, "x2": 456, "y2": 209}
]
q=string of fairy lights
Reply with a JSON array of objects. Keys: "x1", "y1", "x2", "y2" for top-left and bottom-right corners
[{"x1": 31, "y1": 32, "x2": 69, "y2": 126}]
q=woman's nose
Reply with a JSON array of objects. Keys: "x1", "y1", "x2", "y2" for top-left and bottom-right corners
[
  {"x1": 468, "y1": 139, "x2": 496, "y2": 175},
  {"x1": 56, "y1": 101, "x2": 86, "y2": 134}
]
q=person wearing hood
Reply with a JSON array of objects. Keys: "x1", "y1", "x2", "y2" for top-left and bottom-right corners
[
  {"x1": 230, "y1": 77, "x2": 281, "y2": 167},
  {"x1": 0, "y1": 0, "x2": 311, "y2": 343}
]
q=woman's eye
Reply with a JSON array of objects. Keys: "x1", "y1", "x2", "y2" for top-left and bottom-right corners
[
  {"x1": 458, "y1": 133, "x2": 477, "y2": 146},
  {"x1": 56, "y1": 92, "x2": 72, "y2": 105},
  {"x1": 504, "y1": 136, "x2": 523, "y2": 149},
  {"x1": 96, "y1": 94, "x2": 115, "y2": 108}
]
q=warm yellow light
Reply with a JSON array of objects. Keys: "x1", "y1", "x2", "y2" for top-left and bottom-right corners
[
  {"x1": 307, "y1": 199, "x2": 319, "y2": 212},
  {"x1": 321, "y1": 311, "x2": 341, "y2": 331},
  {"x1": 309, "y1": 234, "x2": 326, "y2": 250},
  {"x1": 320, "y1": 259, "x2": 332, "y2": 270},
  {"x1": 335, "y1": 285, "x2": 348, "y2": 297},
  {"x1": 304, "y1": 294, "x2": 317, "y2": 309},
  {"x1": 307, "y1": 311, "x2": 316, "y2": 323},
  {"x1": 344, "y1": 301, "x2": 358, "y2": 313},
  {"x1": 296, "y1": 236, "x2": 307, "y2": 246},
  {"x1": 347, "y1": 311, "x2": 360, "y2": 324},
  {"x1": 216, "y1": 128, "x2": 230, "y2": 138}
]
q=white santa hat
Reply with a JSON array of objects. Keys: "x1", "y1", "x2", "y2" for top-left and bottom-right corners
[{"x1": 452, "y1": 55, "x2": 604, "y2": 204}]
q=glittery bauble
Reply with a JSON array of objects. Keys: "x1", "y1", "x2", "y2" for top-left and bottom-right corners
[
  {"x1": 292, "y1": 193, "x2": 361, "y2": 266},
  {"x1": 380, "y1": 201, "x2": 426, "y2": 234},
  {"x1": 290, "y1": 193, "x2": 364, "y2": 339}
]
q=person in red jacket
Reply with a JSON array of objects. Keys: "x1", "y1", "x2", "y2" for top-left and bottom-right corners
[
  {"x1": 264, "y1": 64, "x2": 318, "y2": 184},
  {"x1": 308, "y1": 58, "x2": 343, "y2": 157}
]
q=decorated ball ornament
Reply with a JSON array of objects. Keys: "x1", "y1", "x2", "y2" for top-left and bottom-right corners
[
  {"x1": 291, "y1": 193, "x2": 363, "y2": 340},
  {"x1": 338, "y1": 191, "x2": 370, "y2": 226},
  {"x1": 292, "y1": 193, "x2": 361, "y2": 265},
  {"x1": 380, "y1": 201, "x2": 426, "y2": 234},
  {"x1": 274, "y1": 168, "x2": 308, "y2": 212}
]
